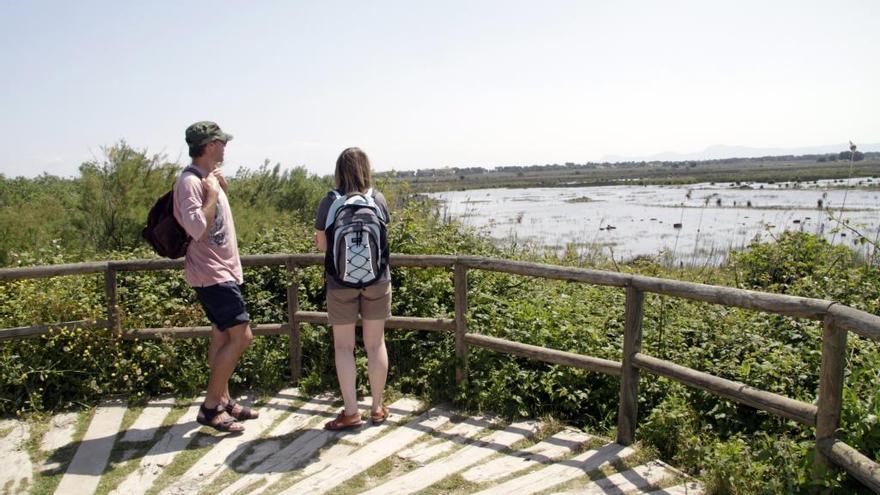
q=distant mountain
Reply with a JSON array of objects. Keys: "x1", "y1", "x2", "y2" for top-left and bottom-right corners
[{"x1": 603, "y1": 143, "x2": 880, "y2": 163}]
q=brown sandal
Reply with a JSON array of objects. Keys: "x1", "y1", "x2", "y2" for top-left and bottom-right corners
[
  {"x1": 225, "y1": 400, "x2": 259, "y2": 421},
  {"x1": 324, "y1": 410, "x2": 364, "y2": 431},
  {"x1": 371, "y1": 405, "x2": 389, "y2": 425},
  {"x1": 197, "y1": 404, "x2": 244, "y2": 433}
]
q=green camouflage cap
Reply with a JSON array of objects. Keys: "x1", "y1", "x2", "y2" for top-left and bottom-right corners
[{"x1": 185, "y1": 121, "x2": 233, "y2": 147}]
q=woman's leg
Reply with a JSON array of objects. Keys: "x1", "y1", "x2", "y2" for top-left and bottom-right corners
[
  {"x1": 362, "y1": 319, "x2": 388, "y2": 414},
  {"x1": 332, "y1": 324, "x2": 359, "y2": 415}
]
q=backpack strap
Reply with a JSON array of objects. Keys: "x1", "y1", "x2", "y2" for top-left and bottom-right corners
[
  {"x1": 324, "y1": 190, "x2": 347, "y2": 230},
  {"x1": 363, "y1": 189, "x2": 388, "y2": 222},
  {"x1": 172, "y1": 166, "x2": 207, "y2": 232},
  {"x1": 182, "y1": 165, "x2": 205, "y2": 180},
  {"x1": 323, "y1": 188, "x2": 385, "y2": 230},
  {"x1": 173, "y1": 166, "x2": 205, "y2": 207}
]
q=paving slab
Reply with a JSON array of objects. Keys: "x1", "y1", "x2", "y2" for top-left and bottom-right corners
[
  {"x1": 39, "y1": 411, "x2": 78, "y2": 452},
  {"x1": 397, "y1": 415, "x2": 492, "y2": 463},
  {"x1": 471, "y1": 442, "x2": 635, "y2": 495},
  {"x1": 645, "y1": 481, "x2": 705, "y2": 495},
  {"x1": 265, "y1": 392, "x2": 338, "y2": 436},
  {"x1": 6, "y1": 390, "x2": 702, "y2": 495},
  {"x1": 548, "y1": 460, "x2": 678, "y2": 494},
  {"x1": 232, "y1": 392, "x2": 339, "y2": 474},
  {"x1": 345, "y1": 397, "x2": 424, "y2": 446},
  {"x1": 109, "y1": 398, "x2": 203, "y2": 495},
  {"x1": 0, "y1": 420, "x2": 33, "y2": 494},
  {"x1": 462, "y1": 428, "x2": 594, "y2": 483},
  {"x1": 55, "y1": 400, "x2": 127, "y2": 495},
  {"x1": 120, "y1": 396, "x2": 175, "y2": 443},
  {"x1": 219, "y1": 429, "x2": 347, "y2": 495},
  {"x1": 217, "y1": 396, "x2": 364, "y2": 495},
  {"x1": 160, "y1": 389, "x2": 300, "y2": 495},
  {"x1": 222, "y1": 397, "x2": 428, "y2": 495},
  {"x1": 361, "y1": 420, "x2": 539, "y2": 495},
  {"x1": 276, "y1": 406, "x2": 452, "y2": 495}
]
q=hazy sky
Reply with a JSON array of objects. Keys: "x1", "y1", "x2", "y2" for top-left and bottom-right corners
[{"x1": 1, "y1": 1, "x2": 877, "y2": 178}]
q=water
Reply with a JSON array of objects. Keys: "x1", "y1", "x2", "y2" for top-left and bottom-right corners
[{"x1": 429, "y1": 178, "x2": 880, "y2": 265}]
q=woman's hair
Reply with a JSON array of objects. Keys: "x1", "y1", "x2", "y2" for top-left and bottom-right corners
[{"x1": 334, "y1": 147, "x2": 372, "y2": 194}]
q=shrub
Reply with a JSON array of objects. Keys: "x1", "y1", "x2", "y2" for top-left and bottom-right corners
[{"x1": 0, "y1": 191, "x2": 878, "y2": 492}]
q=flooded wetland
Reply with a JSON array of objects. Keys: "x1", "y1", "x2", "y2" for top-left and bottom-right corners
[{"x1": 430, "y1": 178, "x2": 880, "y2": 265}]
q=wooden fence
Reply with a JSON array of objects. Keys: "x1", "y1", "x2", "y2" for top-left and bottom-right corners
[{"x1": 1, "y1": 254, "x2": 878, "y2": 491}]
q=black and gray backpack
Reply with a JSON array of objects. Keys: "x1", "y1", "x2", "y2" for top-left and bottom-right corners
[{"x1": 324, "y1": 189, "x2": 389, "y2": 288}]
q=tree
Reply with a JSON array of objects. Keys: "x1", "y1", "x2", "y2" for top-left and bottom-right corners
[
  {"x1": 837, "y1": 150, "x2": 864, "y2": 161},
  {"x1": 229, "y1": 161, "x2": 328, "y2": 219},
  {"x1": 0, "y1": 173, "x2": 79, "y2": 264},
  {"x1": 75, "y1": 141, "x2": 179, "y2": 251},
  {"x1": 222, "y1": 161, "x2": 330, "y2": 241}
]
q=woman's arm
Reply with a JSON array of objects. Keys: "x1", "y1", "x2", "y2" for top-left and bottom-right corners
[{"x1": 314, "y1": 230, "x2": 327, "y2": 252}]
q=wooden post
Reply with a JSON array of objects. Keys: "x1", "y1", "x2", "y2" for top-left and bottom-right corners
[
  {"x1": 454, "y1": 263, "x2": 469, "y2": 386},
  {"x1": 617, "y1": 286, "x2": 644, "y2": 445},
  {"x1": 286, "y1": 260, "x2": 302, "y2": 383},
  {"x1": 814, "y1": 314, "x2": 848, "y2": 475},
  {"x1": 104, "y1": 268, "x2": 120, "y2": 337}
]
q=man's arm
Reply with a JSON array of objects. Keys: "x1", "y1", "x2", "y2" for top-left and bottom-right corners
[
  {"x1": 200, "y1": 174, "x2": 220, "y2": 237},
  {"x1": 176, "y1": 173, "x2": 220, "y2": 240}
]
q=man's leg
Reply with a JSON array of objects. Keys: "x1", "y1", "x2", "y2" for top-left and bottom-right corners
[
  {"x1": 204, "y1": 322, "x2": 253, "y2": 410},
  {"x1": 332, "y1": 324, "x2": 359, "y2": 415},
  {"x1": 208, "y1": 326, "x2": 231, "y2": 403},
  {"x1": 362, "y1": 319, "x2": 388, "y2": 415}
]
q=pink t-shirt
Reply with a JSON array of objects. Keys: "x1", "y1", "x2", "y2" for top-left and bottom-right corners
[{"x1": 173, "y1": 165, "x2": 243, "y2": 287}]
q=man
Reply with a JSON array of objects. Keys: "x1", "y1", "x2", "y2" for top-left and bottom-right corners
[{"x1": 174, "y1": 121, "x2": 257, "y2": 432}]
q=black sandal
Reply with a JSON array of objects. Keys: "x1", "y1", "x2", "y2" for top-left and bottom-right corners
[
  {"x1": 197, "y1": 404, "x2": 244, "y2": 432},
  {"x1": 225, "y1": 400, "x2": 259, "y2": 421}
]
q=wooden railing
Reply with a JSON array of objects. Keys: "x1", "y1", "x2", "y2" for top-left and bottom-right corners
[{"x1": 1, "y1": 254, "x2": 878, "y2": 491}]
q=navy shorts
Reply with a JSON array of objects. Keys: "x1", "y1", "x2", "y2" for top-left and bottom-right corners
[{"x1": 194, "y1": 281, "x2": 250, "y2": 331}]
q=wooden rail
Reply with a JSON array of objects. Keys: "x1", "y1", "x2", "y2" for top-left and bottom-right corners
[
  {"x1": 1, "y1": 254, "x2": 878, "y2": 491},
  {"x1": 633, "y1": 353, "x2": 818, "y2": 426}
]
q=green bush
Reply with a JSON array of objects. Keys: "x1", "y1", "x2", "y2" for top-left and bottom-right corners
[{"x1": 1, "y1": 172, "x2": 879, "y2": 492}]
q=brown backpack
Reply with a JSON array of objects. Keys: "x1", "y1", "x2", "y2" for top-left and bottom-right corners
[{"x1": 141, "y1": 167, "x2": 203, "y2": 258}]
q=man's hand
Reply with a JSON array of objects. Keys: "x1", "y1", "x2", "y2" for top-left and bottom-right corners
[
  {"x1": 212, "y1": 169, "x2": 229, "y2": 192},
  {"x1": 200, "y1": 174, "x2": 221, "y2": 239},
  {"x1": 203, "y1": 174, "x2": 221, "y2": 199}
]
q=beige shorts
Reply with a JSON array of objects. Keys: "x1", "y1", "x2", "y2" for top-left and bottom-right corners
[{"x1": 326, "y1": 282, "x2": 392, "y2": 325}]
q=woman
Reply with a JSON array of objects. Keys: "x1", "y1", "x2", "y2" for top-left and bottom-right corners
[{"x1": 314, "y1": 147, "x2": 392, "y2": 430}]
